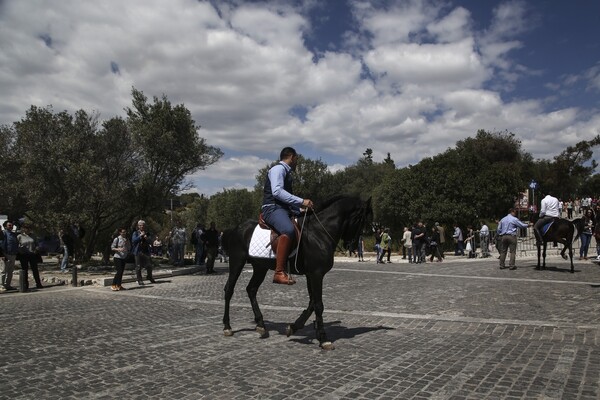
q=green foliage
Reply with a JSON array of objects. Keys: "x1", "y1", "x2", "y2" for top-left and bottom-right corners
[
  {"x1": 1, "y1": 88, "x2": 222, "y2": 260},
  {"x1": 206, "y1": 188, "x2": 259, "y2": 230},
  {"x1": 533, "y1": 135, "x2": 600, "y2": 198},
  {"x1": 126, "y1": 88, "x2": 223, "y2": 216},
  {"x1": 373, "y1": 130, "x2": 532, "y2": 230},
  {"x1": 254, "y1": 154, "x2": 334, "y2": 205}
]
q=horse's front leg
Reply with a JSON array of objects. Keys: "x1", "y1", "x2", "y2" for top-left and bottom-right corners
[
  {"x1": 246, "y1": 267, "x2": 269, "y2": 337},
  {"x1": 223, "y1": 260, "x2": 245, "y2": 336},
  {"x1": 542, "y1": 243, "x2": 547, "y2": 269},
  {"x1": 287, "y1": 275, "x2": 315, "y2": 337},
  {"x1": 536, "y1": 244, "x2": 541, "y2": 270},
  {"x1": 309, "y1": 273, "x2": 334, "y2": 350}
]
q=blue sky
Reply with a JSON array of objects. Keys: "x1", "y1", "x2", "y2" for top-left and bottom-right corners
[{"x1": 0, "y1": 0, "x2": 599, "y2": 196}]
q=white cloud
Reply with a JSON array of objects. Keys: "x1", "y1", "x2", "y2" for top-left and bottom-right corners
[{"x1": 0, "y1": 0, "x2": 598, "y2": 198}]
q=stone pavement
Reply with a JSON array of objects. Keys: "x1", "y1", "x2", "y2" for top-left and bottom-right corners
[{"x1": 1, "y1": 253, "x2": 600, "y2": 399}]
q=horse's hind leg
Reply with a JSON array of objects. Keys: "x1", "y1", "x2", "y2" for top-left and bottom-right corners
[
  {"x1": 246, "y1": 267, "x2": 269, "y2": 337},
  {"x1": 223, "y1": 260, "x2": 245, "y2": 336},
  {"x1": 568, "y1": 245, "x2": 574, "y2": 273},
  {"x1": 542, "y1": 244, "x2": 547, "y2": 269},
  {"x1": 287, "y1": 302, "x2": 314, "y2": 337}
]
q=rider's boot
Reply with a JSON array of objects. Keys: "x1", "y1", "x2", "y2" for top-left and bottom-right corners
[{"x1": 273, "y1": 234, "x2": 296, "y2": 285}]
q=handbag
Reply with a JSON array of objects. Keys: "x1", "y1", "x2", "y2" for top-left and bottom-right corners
[{"x1": 466, "y1": 242, "x2": 472, "y2": 252}]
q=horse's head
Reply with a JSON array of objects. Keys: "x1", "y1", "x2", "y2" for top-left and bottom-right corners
[
  {"x1": 314, "y1": 195, "x2": 372, "y2": 246},
  {"x1": 341, "y1": 196, "x2": 373, "y2": 244}
]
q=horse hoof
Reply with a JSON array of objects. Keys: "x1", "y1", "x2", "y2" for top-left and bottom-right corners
[
  {"x1": 562, "y1": 255, "x2": 568, "y2": 260},
  {"x1": 320, "y1": 341, "x2": 335, "y2": 351},
  {"x1": 256, "y1": 326, "x2": 268, "y2": 337},
  {"x1": 223, "y1": 329, "x2": 234, "y2": 337},
  {"x1": 286, "y1": 324, "x2": 294, "y2": 337}
]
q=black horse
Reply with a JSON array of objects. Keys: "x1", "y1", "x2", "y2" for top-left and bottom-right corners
[
  {"x1": 221, "y1": 195, "x2": 372, "y2": 350},
  {"x1": 536, "y1": 217, "x2": 585, "y2": 273}
]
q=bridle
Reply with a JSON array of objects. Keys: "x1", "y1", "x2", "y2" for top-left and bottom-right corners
[{"x1": 291, "y1": 200, "x2": 372, "y2": 274}]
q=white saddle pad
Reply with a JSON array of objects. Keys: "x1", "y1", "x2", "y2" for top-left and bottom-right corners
[
  {"x1": 249, "y1": 225, "x2": 275, "y2": 258},
  {"x1": 248, "y1": 224, "x2": 298, "y2": 259}
]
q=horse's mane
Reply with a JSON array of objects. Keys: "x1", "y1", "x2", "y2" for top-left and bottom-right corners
[{"x1": 317, "y1": 195, "x2": 360, "y2": 211}]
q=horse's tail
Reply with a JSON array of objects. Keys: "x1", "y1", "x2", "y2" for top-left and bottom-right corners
[
  {"x1": 571, "y1": 217, "x2": 585, "y2": 243},
  {"x1": 221, "y1": 229, "x2": 233, "y2": 255}
]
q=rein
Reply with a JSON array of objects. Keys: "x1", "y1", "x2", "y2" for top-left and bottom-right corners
[{"x1": 291, "y1": 203, "x2": 368, "y2": 275}]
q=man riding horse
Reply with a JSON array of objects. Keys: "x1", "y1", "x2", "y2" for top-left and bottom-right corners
[
  {"x1": 534, "y1": 193, "x2": 560, "y2": 245},
  {"x1": 262, "y1": 147, "x2": 313, "y2": 285}
]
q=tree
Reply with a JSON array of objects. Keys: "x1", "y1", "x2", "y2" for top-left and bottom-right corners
[
  {"x1": 206, "y1": 188, "x2": 259, "y2": 229},
  {"x1": 373, "y1": 130, "x2": 532, "y2": 231},
  {"x1": 125, "y1": 87, "x2": 223, "y2": 219},
  {"x1": 3, "y1": 87, "x2": 223, "y2": 260},
  {"x1": 533, "y1": 135, "x2": 600, "y2": 198}
]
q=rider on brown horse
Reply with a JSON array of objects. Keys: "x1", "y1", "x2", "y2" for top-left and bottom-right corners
[{"x1": 261, "y1": 147, "x2": 313, "y2": 285}]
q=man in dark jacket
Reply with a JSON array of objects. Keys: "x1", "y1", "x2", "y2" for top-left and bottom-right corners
[
  {"x1": 201, "y1": 222, "x2": 219, "y2": 274},
  {"x1": 1, "y1": 220, "x2": 18, "y2": 291}
]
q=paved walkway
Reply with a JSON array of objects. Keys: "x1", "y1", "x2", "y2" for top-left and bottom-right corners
[{"x1": 1, "y1": 253, "x2": 600, "y2": 399}]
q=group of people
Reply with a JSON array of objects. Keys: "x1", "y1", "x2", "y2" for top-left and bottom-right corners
[
  {"x1": 0, "y1": 220, "x2": 43, "y2": 292},
  {"x1": 371, "y1": 222, "x2": 447, "y2": 264},
  {"x1": 109, "y1": 219, "x2": 223, "y2": 291}
]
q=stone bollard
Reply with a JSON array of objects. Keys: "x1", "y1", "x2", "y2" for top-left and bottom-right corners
[
  {"x1": 19, "y1": 269, "x2": 27, "y2": 293},
  {"x1": 71, "y1": 265, "x2": 78, "y2": 287}
]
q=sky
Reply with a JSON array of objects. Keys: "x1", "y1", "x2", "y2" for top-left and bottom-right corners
[{"x1": 1, "y1": 0, "x2": 599, "y2": 196}]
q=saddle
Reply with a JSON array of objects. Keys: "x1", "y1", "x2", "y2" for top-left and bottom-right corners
[
  {"x1": 541, "y1": 217, "x2": 560, "y2": 247},
  {"x1": 258, "y1": 213, "x2": 300, "y2": 253},
  {"x1": 542, "y1": 220, "x2": 555, "y2": 236}
]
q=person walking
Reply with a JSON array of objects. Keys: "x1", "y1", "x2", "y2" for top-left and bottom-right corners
[
  {"x1": 479, "y1": 222, "x2": 490, "y2": 258},
  {"x1": 191, "y1": 223, "x2": 204, "y2": 265},
  {"x1": 58, "y1": 226, "x2": 74, "y2": 273},
  {"x1": 428, "y1": 226, "x2": 443, "y2": 262},
  {"x1": 435, "y1": 222, "x2": 446, "y2": 259},
  {"x1": 111, "y1": 227, "x2": 131, "y2": 291},
  {"x1": 378, "y1": 228, "x2": 392, "y2": 263},
  {"x1": 412, "y1": 221, "x2": 426, "y2": 263},
  {"x1": 357, "y1": 234, "x2": 365, "y2": 262},
  {"x1": 497, "y1": 208, "x2": 530, "y2": 270},
  {"x1": 17, "y1": 224, "x2": 43, "y2": 291},
  {"x1": 132, "y1": 220, "x2": 155, "y2": 285},
  {"x1": 201, "y1": 222, "x2": 220, "y2": 274},
  {"x1": 1, "y1": 220, "x2": 18, "y2": 291},
  {"x1": 402, "y1": 226, "x2": 413, "y2": 263},
  {"x1": 579, "y1": 209, "x2": 595, "y2": 260},
  {"x1": 453, "y1": 223, "x2": 464, "y2": 256},
  {"x1": 464, "y1": 226, "x2": 476, "y2": 258},
  {"x1": 374, "y1": 228, "x2": 383, "y2": 264}
]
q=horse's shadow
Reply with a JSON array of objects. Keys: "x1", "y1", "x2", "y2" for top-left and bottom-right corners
[
  {"x1": 228, "y1": 320, "x2": 394, "y2": 344},
  {"x1": 264, "y1": 320, "x2": 395, "y2": 346},
  {"x1": 531, "y1": 265, "x2": 580, "y2": 273}
]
